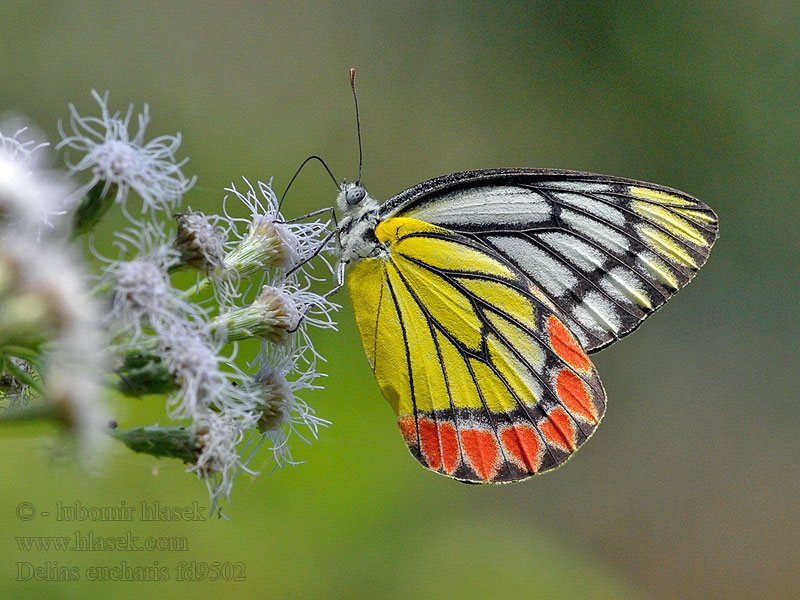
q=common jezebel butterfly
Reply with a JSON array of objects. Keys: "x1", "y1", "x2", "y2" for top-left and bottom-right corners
[{"x1": 326, "y1": 72, "x2": 718, "y2": 483}]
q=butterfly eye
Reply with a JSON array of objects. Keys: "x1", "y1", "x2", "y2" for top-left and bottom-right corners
[{"x1": 346, "y1": 186, "x2": 367, "y2": 205}]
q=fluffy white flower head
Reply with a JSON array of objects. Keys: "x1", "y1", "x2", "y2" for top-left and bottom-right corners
[
  {"x1": 57, "y1": 91, "x2": 196, "y2": 219},
  {"x1": 223, "y1": 178, "x2": 333, "y2": 279},
  {"x1": 0, "y1": 231, "x2": 108, "y2": 464},
  {"x1": 174, "y1": 208, "x2": 227, "y2": 274},
  {"x1": 0, "y1": 127, "x2": 72, "y2": 230},
  {"x1": 101, "y1": 222, "x2": 201, "y2": 338},
  {"x1": 0, "y1": 234, "x2": 99, "y2": 344},
  {"x1": 159, "y1": 323, "x2": 257, "y2": 421},
  {"x1": 254, "y1": 355, "x2": 329, "y2": 467},
  {"x1": 189, "y1": 411, "x2": 255, "y2": 515},
  {"x1": 275, "y1": 278, "x2": 339, "y2": 371}
]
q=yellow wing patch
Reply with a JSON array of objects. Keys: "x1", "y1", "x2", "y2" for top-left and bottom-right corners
[
  {"x1": 385, "y1": 262, "x2": 450, "y2": 412},
  {"x1": 468, "y1": 358, "x2": 518, "y2": 413},
  {"x1": 671, "y1": 206, "x2": 717, "y2": 224},
  {"x1": 393, "y1": 254, "x2": 483, "y2": 350},
  {"x1": 637, "y1": 224, "x2": 698, "y2": 268},
  {"x1": 347, "y1": 259, "x2": 412, "y2": 415},
  {"x1": 485, "y1": 333, "x2": 541, "y2": 408},
  {"x1": 433, "y1": 328, "x2": 483, "y2": 410},
  {"x1": 629, "y1": 185, "x2": 696, "y2": 206},
  {"x1": 630, "y1": 201, "x2": 707, "y2": 246},
  {"x1": 388, "y1": 218, "x2": 518, "y2": 279},
  {"x1": 456, "y1": 277, "x2": 536, "y2": 324},
  {"x1": 347, "y1": 217, "x2": 606, "y2": 483}
]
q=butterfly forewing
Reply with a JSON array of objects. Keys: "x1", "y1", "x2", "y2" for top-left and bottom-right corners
[
  {"x1": 383, "y1": 169, "x2": 719, "y2": 352},
  {"x1": 347, "y1": 217, "x2": 606, "y2": 482}
]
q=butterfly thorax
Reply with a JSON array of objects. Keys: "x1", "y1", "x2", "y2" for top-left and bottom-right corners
[{"x1": 336, "y1": 182, "x2": 385, "y2": 264}]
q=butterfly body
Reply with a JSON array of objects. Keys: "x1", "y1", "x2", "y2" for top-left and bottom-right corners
[
  {"x1": 335, "y1": 169, "x2": 718, "y2": 483},
  {"x1": 336, "y1": 185, "x2": 383, "y2": 262}
]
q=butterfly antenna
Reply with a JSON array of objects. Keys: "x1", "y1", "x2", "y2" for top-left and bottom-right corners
[
  {"x1": 350, "y1": 68, "x2": 363, "y2": 185},
  {"x1": 279, "y1": 155, "x2": 339, "y2": 212}
]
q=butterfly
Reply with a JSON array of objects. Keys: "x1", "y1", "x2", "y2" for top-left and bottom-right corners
[
  {"x1": 330, "y1": 167, "x2": 718, "y2": 483},
  {"x1": 322, "y1": 71, "x2": 718, "y2": 483}
]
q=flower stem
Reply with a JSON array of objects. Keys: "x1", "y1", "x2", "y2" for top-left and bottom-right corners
[
  {"x1": 0, "y1": 403, "x2": 57, "y2": 424},
  {"x1": 70, "y1": 181, "x2": 118, "y2": 238},
  {"x1": 1, "y1": 353, "x2": 43, "y2": 394},
  {"x1": 180, "y1": 276, "x2": 211, "y2": 300},
  {"x1": 108, "y1": 425, "x2": 200, "y2": 463}
]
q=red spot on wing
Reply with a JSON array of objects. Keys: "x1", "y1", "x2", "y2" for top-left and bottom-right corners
[
  {"x1": 547, "y1": 316, "x2": 591, "y2": 373},
  {"x1": 541, "y1": 408, "x2": 577, "y2": 452},
  {"x1": 438, "y1": 421, "x2": 460, "y2": 474},
  {"x1": 500, "y1": 425, "x2": 543, "y2": 473},
  {"x1": 397, "y1": 415, "x2": 417, "y2": 447},
  {"x1": 418, "y1": 417, "x2": 442, "y2": 470},
  {"x1": 556, "y1": 369, "x2": 598, "y2": 424},
  {"x1": 461, "y1": 428, "x2": 499, "y2": 481}
]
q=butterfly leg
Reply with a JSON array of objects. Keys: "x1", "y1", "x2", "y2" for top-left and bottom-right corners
[
  {"x1": 284, "y1": 226, "x2": 337, "y2": 279},
  {"x1": 327, "y1": 259, "x2": 347, "y2": 297},
  {"x1": 286, "y1": 258, "x2": 346, "y2": 334}
]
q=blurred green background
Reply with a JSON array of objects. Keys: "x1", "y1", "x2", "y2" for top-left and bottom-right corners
[{"x1": 1, "y1": 2, "x2": 798, "y2": 598}]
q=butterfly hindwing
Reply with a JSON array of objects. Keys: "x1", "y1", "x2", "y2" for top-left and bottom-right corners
[
  {"x1": 383, "y1": 169, "x2": 719, "y2": 352},
  {"x1": 347, "y1": 217, "x2": 606, "y2": 482}
]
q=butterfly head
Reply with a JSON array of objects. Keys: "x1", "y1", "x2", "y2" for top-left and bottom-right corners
[
  {"x1": 345, "y1": 184, "x2": 367, "y2": 206},
  {"x1": 337, "y1": 181, "x2": 378, "y2": 217}
]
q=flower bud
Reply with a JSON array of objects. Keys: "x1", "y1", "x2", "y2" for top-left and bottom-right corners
[
  {"x1": 211, "y1": 286, "x2": 299, "y2": 343},
  {"x1": 174, "y1": 209, "x2": 226, "y2": 273}
]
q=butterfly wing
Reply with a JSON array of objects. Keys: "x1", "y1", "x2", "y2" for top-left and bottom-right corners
[
  {"x1": 381, "y1": 169, "x2": 719, "y2": 352},
  {"x1": 347, "y1": 216, "x2": 606, "y2": 482}
]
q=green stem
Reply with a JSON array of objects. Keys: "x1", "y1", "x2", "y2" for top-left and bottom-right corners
[
  {"x1": 180, "y1": 276, "x2": 211, "y2": 300},
  {"x1": 109, "y1": 425, "x2": 200, "y2": 463},
  {"x1": 1, "y1": 357, "x2": 43, "y2": 394},
  {"x1": 115, "y1": 342, "x2": 177, "y2": 396},
  {"x1": 2, "y1": 345, "x2": 41, "y2": 363},
  {"x1": 0, "y1": 403, "x2": 57, "y2": 424},
  {"x1": 93, "y1": 280, "x2": 114, "y2": 296},
  {"x1": 70, "y1": 181, "x2": 118, "y2": 238}
]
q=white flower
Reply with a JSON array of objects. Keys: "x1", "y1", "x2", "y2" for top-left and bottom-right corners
[
  {"x1": 276, "y1": 277, "x2": 339, "y2": 372},
  {"x1": 99, "y1": 221, "x2": 205, "y2": 339},
  {"x1": 160, "y1": 325, "x2": 230, "y2": 419},
  {"x1": 174, "y1": 208, "x2": 227, "y2": 274},
  {"x1": 0, "y1": 233, "x2": 108, "y2": 463},
  {"x1": 173, "y1": 208, "x2": 237, "y2": 307},
  {"x1": 222, "y1": 178, "x2": 333, "y2": 281},
  {"x1": 253, "y1": 350, "x2": 329, "y2": 467},
  {"x1": 188, "y1": 411, "x2": 256, "y2": 515},
  {"x1": 158, "y1": 321, "x2": 257, "y2": 421},
  {"x1": 57, "y1": 90, "x2": 195, "y2": 220},
  {"x1": 211, "y1": 285, "x2": 299, "y2": 344},
  {"x1": 0, "y1": 234, "x2": 99, "y2": 347},
  {"x1": 0, "y1": 126, "x2": 72, "y2": 232}
]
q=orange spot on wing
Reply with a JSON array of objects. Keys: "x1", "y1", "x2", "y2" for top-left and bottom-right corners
[
  {"x1": 461, "y1": 429, "x2": 499, "y2": 481},
  {"x1": 438, "y1": 421, "x2": 460, "y2": 474},
  {"x1": 501, "y1": 425, "x2": 543, "y2": 473},
  {"x1": 397, "y1": 415, "x2": 417, "y2": 447},
  {"x1": 418, "y1": 417, "x2": 442, "y2": 470},
  {"x1": 541, "y1": 408, "x2": 577, "y2": 452},
  {"x1": 547, "y1": 316, "x2": 591, "y2": 373},
  {"x1": 556, "y1": 370, "x2": 598, "y2": 424}
]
